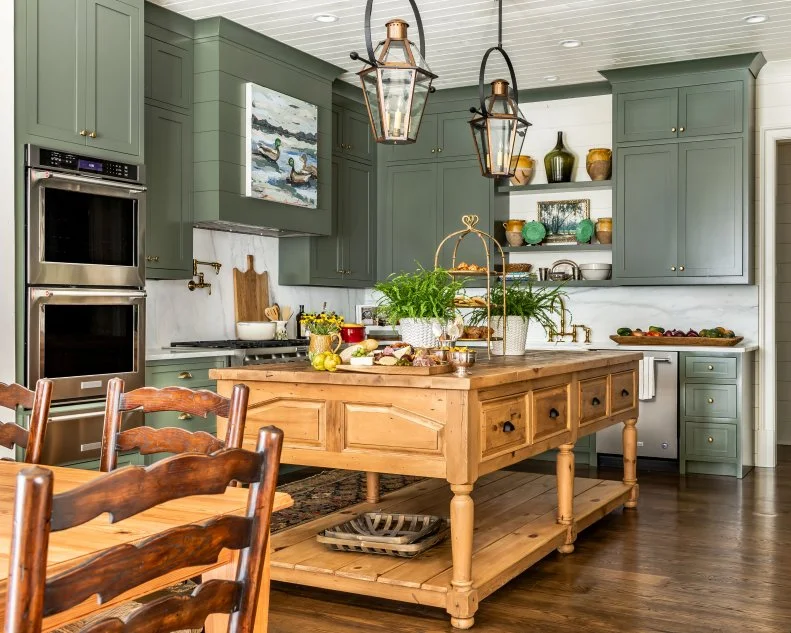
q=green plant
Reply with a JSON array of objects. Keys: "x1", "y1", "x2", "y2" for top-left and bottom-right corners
[
  {"x1": 374, "y1": 266, "x2": 466, "y2": 324},
  {"x1": 469, "y1": 281, "x2": 568, "y2": 334}
]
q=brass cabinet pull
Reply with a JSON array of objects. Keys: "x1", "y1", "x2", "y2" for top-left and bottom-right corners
[
  {"x1": 707, "y1": 436, "x2": 714, "y2": 443},
  {"x1": 178, "y1": 371, "x2": 192, "y2": 379},
  {"x1": 707, "y1": 398, "x2": 714, "y2": 404},
  {"x1": 549, "y1": 408, "x2": 560, "y2": 419},
  {"x1": 679, "y1": 127, "x2": 685, "y2": 132},
  {"x1": 679, "y1": 266, "x2": 685, "y2": 271},
  {"x1": 671, "y1": 127, "x2": 677, "y2": 132},
  {"x1": 671, "y1": 266, "x2": 677, "y2": 271},
  {"x1": 178, "y1": 412, "x2": 192, "y2": 420},
  {"x1": 146, "y1": 255, "x2": 159, "y2": 262},
  {"x1": 437, "y1": 147, "x2": 443, "y2": 153},
  {"x1": 707, "y1": 365, "x2": 714, "y2": 370},
  {"x1": 621, "y1": 389, "x2": 630, "y2": 397},
  {"x1": 502, "y1": 421, "x2": 515, "y2": 433},
  {"x1": 79, "y1": 130, "x2": 88, "y2": 136},
  {"x1": 591, "y1": 397, "x2": 601, "y2": 406},
  {"x1": 431, "y1": 148, "x2": 436, "y2": 153},
  {"x1": 88, "y1": 131, "x2": 97, "y2": 138}
]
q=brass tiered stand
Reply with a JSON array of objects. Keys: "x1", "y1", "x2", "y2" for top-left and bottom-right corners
[{"x1": 435, "y1": 214, "x2": 507, "y2": 359}]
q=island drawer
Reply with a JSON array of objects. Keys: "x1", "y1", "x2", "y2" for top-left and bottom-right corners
[
  {"x1": 684, "y1": 356, "x2": 737, "y2": 380},
  {"x1": 578, "y1": 377, "x2": 609, "y2": 426},
  {"x1": 684, "y1": 383, "x2": 737, "y2": 419},
  {"x1": 480, "y1": 395, "x2": 527, "y2": 458},
  {"x1": 611, "y1": 370, "x2": 637, "y2": 414},
  {"x1": 685, "y1": 422, "x2": 737, "y2": 459},
  {"x1": 147, "y1": 363, "x2": 218, "y2": 388},
  {"x1": 531, "y1": 385, "x2": 569, "y2": 443}
]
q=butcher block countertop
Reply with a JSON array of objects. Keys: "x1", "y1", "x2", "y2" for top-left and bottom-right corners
[{"x1": 209, "y1": 350, "x2": 644, "y2": 390}]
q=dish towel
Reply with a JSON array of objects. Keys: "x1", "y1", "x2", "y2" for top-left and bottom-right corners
[{"x1": 638, "y1": 357, "x2": 656, "y2": 401}]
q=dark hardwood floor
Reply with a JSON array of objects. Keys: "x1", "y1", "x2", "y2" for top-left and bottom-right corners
[{"x1": 268, "y1": 451, "x2": 791, "y2": 632}]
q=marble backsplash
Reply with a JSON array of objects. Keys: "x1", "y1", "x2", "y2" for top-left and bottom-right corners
[{"x1": 145, "y1": 229, "x2": 367, "y2": 349}]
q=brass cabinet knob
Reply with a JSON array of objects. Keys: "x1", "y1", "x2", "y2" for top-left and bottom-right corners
[
  {"x1": 679, "y1": 127, "x2": 685, "y2": 132},
  {"x1": 707, "y1": 365, "x2": 714, "y2": 370},
  {"x1": 707, "y1": 436, "x2": 714, "y2": 443},
  {"x1": 671, "y1": 127, "x2": 677, "y2": 132},
  {"x1": 178, "y1": 412, "x2": 192, "y2": 420},
  {"x1": 671, "y1": 266, "x2": 677, "y2": 271},
  {"x1": 707, "y1": 398, "x2": 714, "y2": 404},
  {"x1": 88, "y1": 131, "x2": 97, "y2": 138},
  {"x1": 146, "y1": 255, "x2": 159, "y2": 262},
  {"x1": 177, "y1": 371, "x2": 193, "y2": 380},
  {"x1": 79, "y1": 130, "x2": 88, "y2": 136},
  {"x1": 437, "y1": 148, "x2": 443, "y2": 153},
  {"x1": 431, "y1": 148, "x2": 436, "y2": 153},
  {"x1": 679, "y1": 266, "x2": 685, "y2": 271}
]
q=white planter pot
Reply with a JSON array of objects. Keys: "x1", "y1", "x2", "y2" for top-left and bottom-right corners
[
  {"x1": 491, "y1": 316, "x2": 528, "y2": 356},
  {"x1": 398, "y1": 318, "x2": 439, "y2": 348}
]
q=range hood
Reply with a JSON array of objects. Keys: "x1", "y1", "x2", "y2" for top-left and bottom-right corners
[{"x1": 194, "y1": 220, "x2": 316, "y2": 238}]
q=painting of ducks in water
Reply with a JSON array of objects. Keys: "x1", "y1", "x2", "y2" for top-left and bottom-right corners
[{"x1": 245, "y1": 82, "x2": 318, "y2": 209}]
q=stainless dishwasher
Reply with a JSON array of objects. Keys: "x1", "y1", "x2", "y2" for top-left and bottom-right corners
[{"x1": 597, "y1": 350, "x2": 678, "y2": 459}]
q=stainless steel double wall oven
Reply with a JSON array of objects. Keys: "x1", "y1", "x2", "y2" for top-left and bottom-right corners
[{"x1": 25, "y1": 145, "x2": 147, "y2": 463}]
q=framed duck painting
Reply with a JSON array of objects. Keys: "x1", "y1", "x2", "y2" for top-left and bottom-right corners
[{"x1": 245, "y1": 82, "x2": 319, "y2": 209}]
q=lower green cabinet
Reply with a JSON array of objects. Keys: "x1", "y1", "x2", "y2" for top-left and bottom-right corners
[{"x1": 530, "y1": 434, "x2": 597, "y2": 467}]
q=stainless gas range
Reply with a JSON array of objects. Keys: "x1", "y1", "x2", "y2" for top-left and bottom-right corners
[{"x1": 170, "y1": 339, "x2": 310, "y2": 366}]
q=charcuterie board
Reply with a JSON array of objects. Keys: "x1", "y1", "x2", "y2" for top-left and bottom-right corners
[{"x1": 335, "y1": 363, "x2": 453, "y2": 376}]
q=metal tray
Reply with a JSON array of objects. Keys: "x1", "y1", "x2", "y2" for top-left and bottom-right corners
[
  {"x1": 317, "y1": 522, "x2": 449, "y2": 558},
  {"x1": 322, "y1": 512, "x2": 444, "y2": 544}
]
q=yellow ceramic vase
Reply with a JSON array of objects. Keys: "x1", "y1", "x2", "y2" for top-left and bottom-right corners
[{"x1": 309, "y1": 333, "x2": 342, "y2": 358}]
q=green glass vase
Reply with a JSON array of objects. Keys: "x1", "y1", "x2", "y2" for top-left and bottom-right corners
[{"x1": 544, "y1": 131, "x2": 575, "y2": 183}]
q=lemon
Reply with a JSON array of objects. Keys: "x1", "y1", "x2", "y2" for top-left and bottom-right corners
[
  {"x1": 323, "y1": 356, "x2": 339, "y2": 372},
  {"x1": 312, "y1": 353, "x2": 327, "y2": 371}
]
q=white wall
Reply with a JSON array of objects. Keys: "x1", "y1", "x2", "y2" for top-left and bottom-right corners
[
  {"x1": 1, "y1": 0, "x2": 15, "y2": 384},
  {"x1": 145, "y1": 229, "x2": 367, "y2": 349}
]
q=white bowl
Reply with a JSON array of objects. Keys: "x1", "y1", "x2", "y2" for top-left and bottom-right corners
[
  {"x1": 578, "y1": 263, "x2": 612, "y2": 281},
  {"x1": 237, "y1": 321, "x2": 276, "y2": 340}
]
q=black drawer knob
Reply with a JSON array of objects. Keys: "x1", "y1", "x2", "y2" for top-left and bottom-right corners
[
  {"x1": 502, "y1": 421, "x2": 515, "y2": 433},
  {"x1": 549, "y1": 408, "x2": 560, "y2": 419},
  {"x1": 621, "y1": 389, "x2": 630, "y2": 397},
  {"x1": 591, "y1": 397, "x2": 601, "y2": 406}
]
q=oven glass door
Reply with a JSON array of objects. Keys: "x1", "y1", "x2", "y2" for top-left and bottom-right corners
[
  {"x1": 28, "y1": 288, "x2": 146, "y2": 401},
  {"x1": 27, "y1": 169, "x2": 146, "y2": 287}
]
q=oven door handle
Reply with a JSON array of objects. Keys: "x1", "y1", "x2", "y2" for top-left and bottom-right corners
[
  {"x1": 31, "y1": 169, "x2": 146, "y2": 194},
  {"x1": 31, "y1": 288, "x2": 146, "y2": 300}
]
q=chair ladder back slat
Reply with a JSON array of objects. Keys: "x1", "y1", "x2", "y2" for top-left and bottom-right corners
[
  {"x1": 0, "y1": 382, "x2": 35, "y2": 411},
  {"x1": 122, "y1": 386, "x2": 231, "y2": 418},
  {"x1": 115, "y1": 426, "x2": 225, "y2": 456},
  {"x1": 0, "y1": 423, "x2": 29, "y2": 452}
]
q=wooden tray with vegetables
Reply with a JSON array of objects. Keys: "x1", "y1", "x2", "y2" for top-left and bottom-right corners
[{"x1": 611, "y1": 326, "x2": 743, "y2": 347}]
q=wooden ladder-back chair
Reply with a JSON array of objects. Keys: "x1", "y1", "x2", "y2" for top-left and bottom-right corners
[
  {"x1": 101, "y1": 377, "x2": 249, "y2": 471},
  {"x1": 0, "y1": 379, "x2": 53, "y2": 464},
  {"x1": 4, "y1": 425, "x2": 284, "y2": 633}
]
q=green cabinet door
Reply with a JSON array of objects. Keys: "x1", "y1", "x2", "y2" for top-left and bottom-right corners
[
  {"x1": 342, "y1": 159, "x2": 376, "y2": 283},
  {"x1": 381, "y1": 114, "x2": 438, "y2": 163},
  {"x1": 384, "y1": 163, "x2": 439, "y2": 275},
  {"x1": 435, "y1": 160, "x2": 492, "y2": 270},
  {"x1": 615, "y1": 144, "x2": 679, "y2": 279},
  {"x1": 145, "y1": 105, "x2": 193, "y2": 278},
  {"x1": 616, "y1": 88, "x2": 679, "y2": 143},
  {"x1": 84, "y1": 0, "x2": 142, "y2": 156},
  {"x1": 309, "y1": 155, "x2": 345, "y2": 283},
  {"x1": 677, "y1": 138, "x2": 743, "y2": 278},
  {"x1": 25, "y1": 0, "x2": 86, "y2": 145},
  {"x1": 679, "y1": 81, "x2": 743, "y2": 138},
  {"x1": 147, "y1": 37, "x2": 192, "y2": 112},
  {"x1": 343, "y1": 109, "x2": 375, "y2": 163},
  {"x1": 437, "y1": 111, "x2": 476, "y2": 159}
]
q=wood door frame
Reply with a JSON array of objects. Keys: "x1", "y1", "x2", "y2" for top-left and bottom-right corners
[{"x1": 757, "y1": 126, "x2": 791, "y2": 467}]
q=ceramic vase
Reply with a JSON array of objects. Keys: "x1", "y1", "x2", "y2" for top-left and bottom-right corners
[
  {"x1": 398, "y1": 318, "x2": 439, "y2": 348},
  {"x1": 491, "y1": 316, "x2": 529, "y2": 356},
  {"x1": 505, "y1": 231, "x2": 524, "y2": 247},
  {"x1": 544, "y1": 132, "x2": 575, "y2": 183},
  {"x1": 595, "y1": 217, "x2": 613, "y2": 244},
  {"x1": 509, "y1": 155, "x2": 535, "y2": 186},
  {"x1": 586, "y1": 148, "x2": 612, "y2": 181},
  {"x1": 309, "y1": 333, "x2": 342, "y2": 359}
]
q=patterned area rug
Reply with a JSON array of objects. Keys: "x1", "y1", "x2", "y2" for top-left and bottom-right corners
[{"x1": 273, "y1": 470, "x2": 425, "y2": 533}]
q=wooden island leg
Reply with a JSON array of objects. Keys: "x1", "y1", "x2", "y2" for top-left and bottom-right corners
[
  {"x1": 448, "y1": 483, "x2": 477, "y2": 630},
  {"x1": 556, "y1": 443, "x2": 576, "y2": 554},
  {"x1": 623, "y1": 418, "x2": 639, "y2": 509},
  {"x1": 365, "y1": 471, "x2": 380, "y2": 504}
]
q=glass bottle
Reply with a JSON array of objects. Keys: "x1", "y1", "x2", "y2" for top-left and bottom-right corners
[{"x1": 296, "y1": 304, "x2": 306, "y2": 339}]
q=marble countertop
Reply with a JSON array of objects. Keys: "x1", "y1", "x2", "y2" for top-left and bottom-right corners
[{"x1": 146, "y1": 348, "x2": 241, "y2": 362}]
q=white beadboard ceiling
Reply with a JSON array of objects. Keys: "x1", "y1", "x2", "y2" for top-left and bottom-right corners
[{"x1": 150, "y1": 0, "x2": 791, "y2": 89}]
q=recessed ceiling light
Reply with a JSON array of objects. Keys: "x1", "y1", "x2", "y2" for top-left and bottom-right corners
[
  {"x1": 544, "y1": 75, "x2": 559, "y2": 82},
  {"x1": 744, "y1": 14, "x2": 768, "y2": 24},
  {"x1": 559, "y1": 39, "x2": 582, "y2": 49},
  {"x1": 313, "y1": 13, "x2": 339, "y2": 23}
]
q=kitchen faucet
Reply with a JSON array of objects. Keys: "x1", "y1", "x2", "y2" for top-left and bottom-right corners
[
  {"x1": 187, "y1": 259, "x2": 222, "y2": 295},
  {"x1": 548, "y1": 296, "x2": 592, "y2": 343}
]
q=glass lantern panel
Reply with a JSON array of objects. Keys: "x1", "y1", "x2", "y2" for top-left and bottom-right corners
[
  {"x1": 360, "y1": 69, "x2": 383, "y2": 139},
  {"x1": 485, "y1": 93, "x2": 517, "y2": 117},
  {"x1": 407, "y1": 40, "x2": 432, "y2": 73},
  {"x1": 486, "y1": 117, "x2": 515, "y2": 175},
  {"x1": 382, "y1": 39, "x2": 410, "y2": 65},
  {"x1": 512, "y1": 118, "x2": 528, "y2": 164},
  {"x1": 378, "y1": 68, "x2": 415, "y2": 141},
  {"x1": 408, "y1": 71, "x2": 432, "y2": 140},
  {"x1": 470, "y1": 117, "x2": 491, "y2": 175}
]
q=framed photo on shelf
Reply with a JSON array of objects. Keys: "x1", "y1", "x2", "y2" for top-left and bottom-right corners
[
  {"x1": 537, "y1": 199, "x2": 590, "y2": 243},
  {"x1": 355, "y1": 304, "x2": 379, "y2": 326}
]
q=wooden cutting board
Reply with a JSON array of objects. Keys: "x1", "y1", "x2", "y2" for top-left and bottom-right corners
[{"x1": 233, "y1": 255, "x2": 270, "y2": 328}]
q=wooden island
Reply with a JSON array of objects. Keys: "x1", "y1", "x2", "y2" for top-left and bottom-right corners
[{"x1": 211, "y1": 350, "x2": 641, "y2": 629}]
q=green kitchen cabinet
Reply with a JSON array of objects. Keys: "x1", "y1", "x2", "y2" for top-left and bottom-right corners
[
  {"x1": 23, "y1": 0, "x2": 144, "y2": 158},
  {"x1": 334, "y1": 107, "x2": 374, "y2": 164},
  {"x1": 615, "y1": 88, "x2": 679, "y2": 143},
  {"x1": 679, "y1": 351, "x2": 754, "y2": 478},
  {"x1": 144, "y1": 105, "x2": 193, "y2": 279},
  {"x1": 381, "y1": 111, "x2": 476, "y2": 164},
  {"x1": 145, "y1": 36, "x2": 193, "y2": 112},
  {"x1": 279, "y1": 154, "x2": 376, "y2": 288}
]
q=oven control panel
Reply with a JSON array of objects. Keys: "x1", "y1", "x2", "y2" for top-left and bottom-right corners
[{"x1": 35, "y1": 148, "x2": 140, "y2": 182}]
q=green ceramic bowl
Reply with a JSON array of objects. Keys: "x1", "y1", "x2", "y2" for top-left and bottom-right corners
[
  {"x1": 522, "y1": 221, "x2": 546, "y2": 245},
  {"x1": 576, "y1": 218, "x2": 595, "y2": 244}
]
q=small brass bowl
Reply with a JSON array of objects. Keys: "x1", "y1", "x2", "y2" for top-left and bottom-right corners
[{"x1": 450, "y1": 350, "x2": 477, "y2": 377}]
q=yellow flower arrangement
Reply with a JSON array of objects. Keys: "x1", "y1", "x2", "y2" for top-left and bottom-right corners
[{"x1": 300, "y1": 311, "x2": 344, "y2": 335}]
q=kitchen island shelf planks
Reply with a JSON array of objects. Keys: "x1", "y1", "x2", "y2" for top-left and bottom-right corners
[{"x1": 211, "y1": 350, "x2": 641, "y2": 630}]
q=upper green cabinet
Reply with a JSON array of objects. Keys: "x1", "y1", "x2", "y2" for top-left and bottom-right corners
[
  {"x1": 334, "y1": 108, "x2": 374, "y2": 163},
  {"x1": 616, "y1": 88, "x2": 679, "y2": 143},
  {"x1": 24, "y1": 0, "x2": 144, "y2": 158},
  {"x1": 145, "y1": 37, "x2": 193, "y2": 112},
  {"x1": 381, "y1": 111, "x2": 476, "y2": 163}
]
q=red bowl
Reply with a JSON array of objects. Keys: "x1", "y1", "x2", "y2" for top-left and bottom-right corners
[{"x1": 340, "y1": 324, "x2": 366, "y2": 343}]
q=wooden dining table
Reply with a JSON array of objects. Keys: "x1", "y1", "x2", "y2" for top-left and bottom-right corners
[{"x1": 0, "y1": 461, "x2": 292, "y2": 632}]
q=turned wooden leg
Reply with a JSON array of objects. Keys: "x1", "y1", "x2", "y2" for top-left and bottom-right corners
[
  {"x1": 449, "y1": 483, "x2": 476, "y2": 629},
  {"x1": 365, "y1": 471, "x2": 380, "y2": 504},
  {"x1": 556, "y1": 442, "x2": 576, "y2": 554},
  {"x1": 623, "y1": 417, "x2": 639, "y2": 509}
]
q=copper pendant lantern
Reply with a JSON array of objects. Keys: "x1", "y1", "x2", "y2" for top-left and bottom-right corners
[
  {"x1": 469, "y1": 0, "x2": 530, "y2": 178},
  {"x1": 350, "y1": 0, "x2": 437, "y2": 145}
]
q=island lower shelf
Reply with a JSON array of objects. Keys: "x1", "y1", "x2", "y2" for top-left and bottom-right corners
[{"x1": 271, "y1": 471, "x2": 633, "y2": 609}]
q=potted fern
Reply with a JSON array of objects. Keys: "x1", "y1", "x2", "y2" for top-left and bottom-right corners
[
  {"x1": 374, "y1": 266, "x2": 466, "y2": 347},
  {"x1": 470, "y1": 282, "x2": 568, "y2": 355}
]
